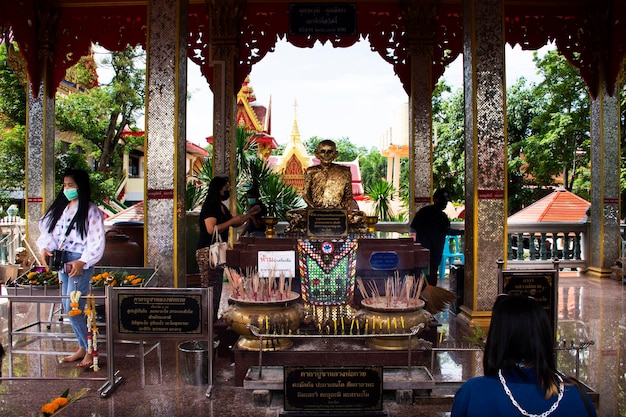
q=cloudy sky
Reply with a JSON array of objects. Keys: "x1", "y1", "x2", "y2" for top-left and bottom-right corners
[{"x1": 184, "y1": 41, "x2": 551, "y2": 149}]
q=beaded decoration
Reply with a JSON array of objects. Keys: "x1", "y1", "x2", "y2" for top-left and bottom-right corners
[{"x1": 297, "y1": 239, "x2": 358, "y2": 306}]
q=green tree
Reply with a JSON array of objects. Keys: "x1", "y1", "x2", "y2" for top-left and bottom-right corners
[
  {"x1": 519, "y1": 50, "x2": 590, "y2": 191},
  {"x1": 56, "y1": 45, "x2": 145, "y2": 180},
  {"x1": 0, "y1": 124, "x2": 25, "y2": 193},
  {"x1": 359, "y1": 149, "x2": 387, "y2": 194},
  {"x1": 0, "y1": 42, "x2": 26, "y2": 126},
  {"x1": 303, "y1": 136, "x2": 365, "y2": 161},
  {"x1": 507, "y1": 77, "x2": 543, "y2": 214},
  {"x1": 366, "y1": 179, "x2": 395, "y2": 221},
  {"x1": 432, "y1": 85, "x2": 464, "y2": 200}
]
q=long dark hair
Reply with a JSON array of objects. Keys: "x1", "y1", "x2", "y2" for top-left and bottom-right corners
[
  {"x1": 483, "y1": 294, "x2": 559, "y2": 398},
  {"x1": 42, "y1": 169, "x2": 93, "y2": 238},
  {"x1": 205, "y1": 176, "x2": 228, "y2": 203}
]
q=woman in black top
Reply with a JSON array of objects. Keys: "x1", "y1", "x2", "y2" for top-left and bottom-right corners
[{"x1": 196, "y1": 176, "x2": 259, "y2": 319}]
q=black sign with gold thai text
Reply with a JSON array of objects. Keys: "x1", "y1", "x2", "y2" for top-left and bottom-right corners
[
  {"x1": 307, "y1": 209, "x2": 348, "y2": 237},
  {"x1": 118, "y1": 293, "x2": 203, "y2": 334},
  {"x1": 284, "y1": 366, "x2": 383, "y2": 411},
  {"x1": 500, "y1": 270, "x2": 557, "y2": 334}
]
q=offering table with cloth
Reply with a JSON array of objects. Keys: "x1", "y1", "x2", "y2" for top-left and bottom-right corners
[{"x1": 224, "y1": 234, "x2": 437, "y2": 386}]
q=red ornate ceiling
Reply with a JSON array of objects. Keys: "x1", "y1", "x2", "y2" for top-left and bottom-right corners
[{"x1": 0, "y1": 1, "x2": 624, "y2": 99}]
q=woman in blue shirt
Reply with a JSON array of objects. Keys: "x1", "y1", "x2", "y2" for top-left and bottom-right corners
[{"x1": 451, "y1": 294, "x2": 597, "y2": 417}]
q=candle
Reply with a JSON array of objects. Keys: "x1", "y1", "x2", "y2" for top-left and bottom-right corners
[
  {"x1": 393, "y1": 317, "x2": 397, "y2": 329},
  {"x1": 341, "y1": 317, "x2": 345, "y2": 333},
  {"x1": 350, "y1": 319, "x2": 355, "y2": 334},
  {"x1": 333, "y1": 319, "x2": 337, "y2": 334},
  {"x1": 265, "y1": 315, "x2": 269, "y2": 332},
  {"x1": 400, "y1": 316, "x2": 405, "y2": 330},
  {"x1": 365, "y1": 321, "x2": 368, "y2": 334}
]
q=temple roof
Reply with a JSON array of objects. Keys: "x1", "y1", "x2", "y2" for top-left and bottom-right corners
[
  {"x1": 104, "y1": 201, "x2": 144, "y2": 225},
  {"x1": 508, "y1": 188, "x2": 590, "y2": 223}
]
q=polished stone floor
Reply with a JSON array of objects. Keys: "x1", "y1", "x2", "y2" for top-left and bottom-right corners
[{"x1": 0, "y1": 271, "x2": 624, "y2": 417}]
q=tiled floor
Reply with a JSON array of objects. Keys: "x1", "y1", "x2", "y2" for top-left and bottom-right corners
[{"x1": 0, "y1": 271, "x2": 624, "y2": 417}]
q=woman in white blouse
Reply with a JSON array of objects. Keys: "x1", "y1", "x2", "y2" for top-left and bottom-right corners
[{"x1": 37, "y1": 169, "x2": 105, "y2": 368}]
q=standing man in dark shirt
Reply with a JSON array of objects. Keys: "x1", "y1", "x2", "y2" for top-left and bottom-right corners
[{"x1": 410, "y1": 188, "x2": 459, "y2": 286}]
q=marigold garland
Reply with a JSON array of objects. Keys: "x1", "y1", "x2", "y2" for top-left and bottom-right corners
[
  {"x1": 39, "y1": 388, "x2": 87, "y2": 417},
  {"x1": 68, "y1": 282, "x2": 82, "y2": 316},
  {"x1": 85, "y1": 293, "x2": 100, "y2": 371}
]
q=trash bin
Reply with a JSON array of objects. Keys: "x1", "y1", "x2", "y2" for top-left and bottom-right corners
[
  {"x1": 178, "y1": 340, "x2": 209, "y2": 385},
  {"x1": 449, "y1": 264, "x2": 464, "y2": 315}
]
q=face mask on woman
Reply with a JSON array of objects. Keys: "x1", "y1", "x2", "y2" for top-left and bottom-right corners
[
  {"x1": 64, "y1": 188, "x2": 79, "y2": 201},
  {"x1": 247, "y1": 198, "x2": 257, "y2": 205},
  {"x1": 221, "y1": 190, "x2": 230, "y2": 201}
]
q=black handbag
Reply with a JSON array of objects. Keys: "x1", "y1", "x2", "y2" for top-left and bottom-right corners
[{"x1": 46, "y1": 215, "x2": 77, "y2": 271}]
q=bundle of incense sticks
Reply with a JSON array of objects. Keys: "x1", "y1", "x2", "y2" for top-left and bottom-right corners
[
  {"x1": 224, "y1": 267, "x2": 293, "y2": 302},
  {"x1": 356, "y1": 272, "x2": 425, "y2": 308}
]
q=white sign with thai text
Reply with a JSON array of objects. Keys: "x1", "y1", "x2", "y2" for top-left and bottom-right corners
[{"x1": 258, "y1": 251, "x2": 296, "y2": 277}]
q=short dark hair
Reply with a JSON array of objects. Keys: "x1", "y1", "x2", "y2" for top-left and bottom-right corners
[
  {"x1": 483, "y1": 294, "x2": 559, "y2": 397},
  {"x1": 433, "y1": 188, "x2": 450, "y2": 202},
  {"x1": 246, "y1": 187, "x2": 260, "y2": 198}
]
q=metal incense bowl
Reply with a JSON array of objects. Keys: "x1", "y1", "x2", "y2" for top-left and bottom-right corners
[
  {"x1": 355, "y1": 298, "x2": 433, "y2": 350},
  {"x1": 222, "y1": 292, "x2": 303, "y2": 351}
]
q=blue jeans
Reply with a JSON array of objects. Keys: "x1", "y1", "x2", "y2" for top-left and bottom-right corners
[{"x1": 59, "y1": 251, "x2": 94, "y2": 349}]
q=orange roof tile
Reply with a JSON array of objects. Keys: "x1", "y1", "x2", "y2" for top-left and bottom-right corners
[
  {"x1": 104, "y1": 201, "x2": 144, "y2": 225},
  {"x1": 508, "y1": 188, "x2": 590, "y2": 223}
]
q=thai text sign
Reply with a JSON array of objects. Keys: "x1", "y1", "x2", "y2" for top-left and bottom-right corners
[
  {"x1": 290, "y1": 3, "x2": 357, "y2": 35},
  {"x1": 499, "y1": 270, "x2": 557, "y2": 335},
  {"x1": 284, "y1": 366, "x2": 383, "y2": 411},
  {"x1": 307, "y1": 208, "x2": 348, "y2": 237},
  {"x1": 258, "y1": 251, "x2": 296, "y2": 277},
  {"x1": 117, "y1": 291, "x2": 204, "y2": 335}
]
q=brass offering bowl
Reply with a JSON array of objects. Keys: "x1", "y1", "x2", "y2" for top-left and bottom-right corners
[
  {"x1": 222, "y1": 292, "x2": 303, "y2": 351},
  {"x1": 355, "y1": 299, "x2": 433, "y2": 350},
  {"x1": 263, "y1": 216, "x2": 279, "y2": 238},
  {"x1": 364, "y1": 215, "x2": 378, "y2": 233}
]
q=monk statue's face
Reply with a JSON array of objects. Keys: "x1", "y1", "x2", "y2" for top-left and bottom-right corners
[{"x1": 316, "y1": 143, "x2": 338, "y2": 165}]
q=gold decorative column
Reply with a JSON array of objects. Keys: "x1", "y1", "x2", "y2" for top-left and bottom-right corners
[
  {"x1": 208, "y1": 0, "x2": 243, "y2": 185},
  {"x1": 23, "y1": 7, "x2": 57, "y2": 251},
  {"x1": 460, "y1": 0, "x2": 506, "y2": 327},
  {"x1": 145, "y1": 0, "x2": 188, "y2": 287},
  {"x1": 402, "y1": 0, "x2": 436, "y2": 212},
  {"x1": 588, "y1": 83, "x2": 621, "y2": 276}
]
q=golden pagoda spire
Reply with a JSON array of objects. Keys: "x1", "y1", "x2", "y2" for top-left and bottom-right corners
[
  {"x1": 264, "y1": 95, "x2": 272, "y2": 134},
  {"x1": 290, "y1": 99, "x2": 301, "y2": 144}
]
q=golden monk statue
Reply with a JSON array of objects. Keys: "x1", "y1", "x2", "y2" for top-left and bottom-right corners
[{"x1": 286, "y1": 140, "x2": 366, "y2": 234}]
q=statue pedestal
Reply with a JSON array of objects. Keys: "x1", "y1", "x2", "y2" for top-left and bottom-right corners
[
  {"x1": 225, "y1": 235, "x2": 434, "y2": 385},
  {"x1": 231, "y1": 324, "x2": 439, "y2": 386}
]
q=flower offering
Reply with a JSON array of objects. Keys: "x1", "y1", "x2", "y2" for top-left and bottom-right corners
[
  {"x1": 91, "y1": 271, "x2": 145, "y2": 287},
  {"x1": 15, "y1": 267, "x2": 59, "y2": 286}
]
